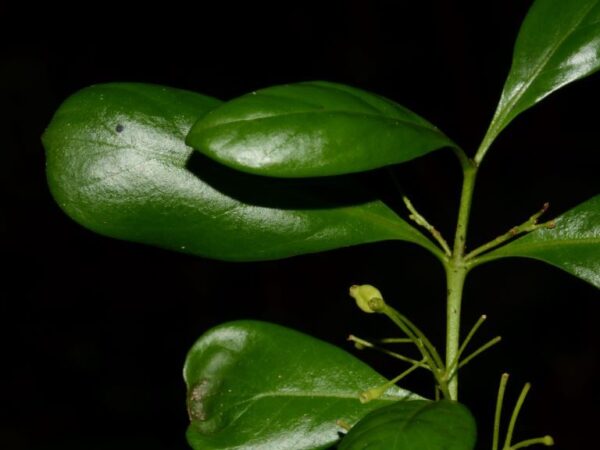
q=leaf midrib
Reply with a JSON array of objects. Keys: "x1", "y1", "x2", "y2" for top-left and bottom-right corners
[
  {"x1": 197, "y1": 109, "x2": 441, "y2": 135},
  {"x1": 398, "y1": 402, "x2": 438, "y2": 433},
  {"x1": 247, "y1": 204, "x2": 437, "y2": 258},
  {"x1": 481, "y1": 237, "x2": 600, "y2": 263},
  {"x1": 495, "y1": 236, "x2": 600, "y2": 253},
  {"x1": 243, "y1": 389, "x2": 403, "y2": 403}
]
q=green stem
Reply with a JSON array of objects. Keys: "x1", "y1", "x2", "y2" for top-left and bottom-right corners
[
  {"x1": 383, "y1": 310, "x2": 439, "y2": 368},
  {"x1": 381, "y1": 305, "x2": 450, "y2": 398},
  {"x1": 386, "y1": 168, "x2": 449, "y2": 263},
  {"x1": 402, "y1": 195, "x2": 452, "y2": 256},
  {"x1": 359, "y1": 358, "x2": 426, "y2": 403},
  {"x1": 510, "y1": 435, "x2": 554, "y2": 449},
  {"x1": 379, "y1": 337, "x2": 413, "y2": 344},
  {"x1": 447, "y1": 314, "x2": 487, "y2": 375},
  {"x1": 493, "y1": 373, "x2": 510, "y2": 450},
  {"x1": 445, "y1": 265, "x2": 467, "y2": 399},
  {"x1": 347, "y1": 335, "x2": 429, "y2": 369},
  {"x1": 504, "y1": 383, "x2": 532, "y2": 449},
  {"x1": 383, "y1": 306, "x2": 445, "y2": 372},
  {"x1": 457, "y1": 336, "x2": 502, "y2": 369},
  {"x1": 446, "y1": 162, "x2": 478, "y2": 400}
]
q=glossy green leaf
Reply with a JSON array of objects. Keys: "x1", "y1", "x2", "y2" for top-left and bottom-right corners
[
  {"x1": 186, "y1": 81, "x2": 455, "y2": 177},
  {"x1": 481, "y1": 0, "x2": 600, "y2": 158},
  {"x1": 43, "y1": 83, "x2": 440, "y2": 261},
  {"x1": 184, "y1": 321, "x2": 421, "y2": 450},
  {"x1": 339, "y1": 400, "x2": 476, "y2": 450},
  {"x1": 477, "y1": 195, "x2": 600, "y2": 288}
]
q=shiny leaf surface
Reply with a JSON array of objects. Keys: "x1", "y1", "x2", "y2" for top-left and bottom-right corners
[
  {"x1": 186, "y1": 81, "x2": 455, "y2": 177},
  {"x1": 184, "y1": 321, "x2": 421, "y2": 450},
  {"x1": 43, "y1": 83, "x2": 439, "y2": 261},
  {"x1": 482, "y1": 0, "x2": 600, "y2": 156},
  {"x1": 339, "y1": 399, "x2": 476, "y2": 450},
  {"x1": 478, "y1": 195, "x2": 600, "y2": 288}
]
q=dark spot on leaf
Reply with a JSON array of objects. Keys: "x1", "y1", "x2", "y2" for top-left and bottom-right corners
[{"x1": 115, "y1": 124, "x2": 124, "y2": 133}]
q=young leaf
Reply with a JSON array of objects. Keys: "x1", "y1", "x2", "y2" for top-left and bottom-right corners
[
  {"x1": 43, "y1": 83, "x2": 440, "y2": 261},
  {"x1": 476, "y1": 195, "x2": 600, "y2": 288},
  {"x1": 186, "y1": 81, "x2": 455, "y2": 177},
  {"x1": 338, "y1": 399, "x2": 476, "y2": 450},
  {"x1": 479, "y1": 0, "x2": 600, "y2": 162},
  {"x1": 184, "y1": 321, "x2": 421, "y2": 450}
]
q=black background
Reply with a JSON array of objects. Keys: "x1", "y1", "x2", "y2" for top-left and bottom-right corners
[{"x1": 1, "y1": 1, "x2": 598, "y2": 449}]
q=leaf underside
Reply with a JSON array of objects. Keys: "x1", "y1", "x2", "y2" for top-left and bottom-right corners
[
  {"x1": 186, "y1": 81, "x2": 455, "y2": 178},
  {"x1": 184, "y1": 320, "x2": 421, "y2": 450}
]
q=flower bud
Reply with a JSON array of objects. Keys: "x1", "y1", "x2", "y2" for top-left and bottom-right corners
[{"x1": 349, "y1": 284, "x2": 386, "y2": 313}]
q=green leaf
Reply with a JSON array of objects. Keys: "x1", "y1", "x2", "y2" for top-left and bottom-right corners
[
  {"x1": 338, "y1": 400, "x2": 476, "y2": 450},
  {"x1": 477, "y1": 195, "x2": 600, "y2": 288},
  {"x1": 480, "y1": 0, "x2": 600, "y2": 160},
  {"x1": 186, "y1": 81, "x2": 455, "y2": 177},
  {"x1": 184, "y1": 320, "x2": 421, "y2": 450},
  {"x1": 43, "y1": 83, "x2": 440, "y2": 261}
]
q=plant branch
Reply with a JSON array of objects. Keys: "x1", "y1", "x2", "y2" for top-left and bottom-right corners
[
  {"x1": 402, "y1": 195, "x2": 452, "y2": 256},
  {"x1": 465, "y1": 203, "x2": 553, "y2": 261}
]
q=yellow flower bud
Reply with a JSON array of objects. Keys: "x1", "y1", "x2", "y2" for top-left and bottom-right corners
[{"x1": 349, "y1": 284, "x2": 386, "y2": 313}]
